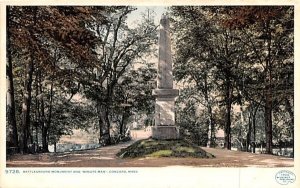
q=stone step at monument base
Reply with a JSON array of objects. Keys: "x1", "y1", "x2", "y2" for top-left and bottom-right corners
[{"x1": 151, "y1": 126, "x2": 179, "y2": 140}]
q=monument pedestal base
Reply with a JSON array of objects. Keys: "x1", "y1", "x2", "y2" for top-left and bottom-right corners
[{"x1": 151, "y1": 126, "x2": 179, "y2": 140}]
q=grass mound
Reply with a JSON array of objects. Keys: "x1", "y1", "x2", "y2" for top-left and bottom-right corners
[{"x1": 117, "y1": 138, "x2": 215, "y2": 158}]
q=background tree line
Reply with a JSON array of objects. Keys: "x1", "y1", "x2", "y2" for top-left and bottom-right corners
[
  {"x1": 6, "y1": 6, "x2": 294, "y2": 156},
  {"x1": 6, "y1": 6, "x2": 157, "y2": 154},
  {"x1": 171, "y1": 6, "x2": 294, "y2": 155}
]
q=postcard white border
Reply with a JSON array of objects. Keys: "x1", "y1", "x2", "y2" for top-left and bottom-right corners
[{"x1": 0, "y1": 1, "x2": 299, "y2": 188}]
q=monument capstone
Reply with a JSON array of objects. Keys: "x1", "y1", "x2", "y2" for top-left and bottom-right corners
[{"x1": 152, "y1": 14, "x2": 179, "y2": 140}]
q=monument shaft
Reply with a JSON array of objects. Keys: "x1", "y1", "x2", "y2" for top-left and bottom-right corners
[
  {"x1": 152, "y1": 15, "x2": 179, "y2": 140},
  {"x1": 158, "y1": 15, "x2": 173, "y2": 89}
]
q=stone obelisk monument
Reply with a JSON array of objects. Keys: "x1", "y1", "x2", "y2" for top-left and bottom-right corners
[{"x1": 152, "y1": 14, "x2": 179, "y2": 140}]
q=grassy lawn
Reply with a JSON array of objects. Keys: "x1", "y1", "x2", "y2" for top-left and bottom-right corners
[{"x1": 117, "y1": 138, "x2": 215, "y2": 158}]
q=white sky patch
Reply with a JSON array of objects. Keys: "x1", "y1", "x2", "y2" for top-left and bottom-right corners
[
  {"x1": 127, "y1": 6, "x2": 168, "y2": 28},
  {"x1": 127, "y1": 6, "x2": 182, "y2": 89},
  {"x1": 127, "y1": 7, "x2": 166, "y2": 69}
]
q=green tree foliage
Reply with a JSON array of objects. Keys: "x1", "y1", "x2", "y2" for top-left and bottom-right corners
[
  {"x1": 7, "y1": 6, "x2": 107, "y2": 153},
  {"x1": 81, "y1": 7, "x2": 158, "y2": 145},
  {"x1": 176, "y1": 88, "x2": 211, "y2": 146},
  {"x1": 223, "y1": 6, "x2": 294, "y2": 154},
  {"x1": 6, "y1": 6, "x2": 158, "y2": 153},
  {"x1": 111, "y1": 63, "x2": 156, "y2": 141},
  {"x1": 171, "y1": 6, "x2": 293, "y2": 154}
]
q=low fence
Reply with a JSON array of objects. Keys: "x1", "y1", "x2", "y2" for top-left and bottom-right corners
[
  {"x1": 48, "y1": 143, "x2": 101, "y2": 153},
  {"x1": 231, "y1": 147, "x2": 294, "y2": 158}
]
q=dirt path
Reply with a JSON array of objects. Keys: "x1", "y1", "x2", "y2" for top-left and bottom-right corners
[
  {"x1": 6, "y1": 131, "x2": 293, "y2": 167},
  {"x1": 199, "y1": 147, "x2": 293, "y2": 167},
  {"x1": 7, "y1": 140, "x2": 137, "y2": 167}
]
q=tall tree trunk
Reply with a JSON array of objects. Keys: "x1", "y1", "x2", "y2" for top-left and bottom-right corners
[
  {"x1": 6, "y1": 41, "x2": 19, "y2": 148},
  {"x1": 285, "y1": 97, "x2": 294, "y2": 156},
  {"x1": 98, "y1": 103, "x2": 111, "y2": 146},
  {"x1": 6, "y1": 6, "x2": 19, "y2": 150},
  {"x1": 224, "y1": 78, "x2": 232, "y2": 150},
  {"x1": 246, "y1": 114, "x2": 252, "y2": 152},
  {"x1": 252, "y1": 107, "x2": 258, "y2": 153},
  {"x1": 120, "y1": 113, "x2": 125, "y2": 136},
  {"x1": 38, "y1": 71, "x2": 48, "y2": 152},
  {"x1": 34, "y1": 70, "x2": 40, "y2": 151},
  {"x1": 265, "y1": 27, "x2": 273, "y2": 154},
  {"x1": 264, "y1": 101, "x2": 272, "y2": 154},
  {"x1": 206, "y1": 106, "x2": 214, "y2": 147},
  {"x1": 35, "y1": 124, "x2": 38, "y2": 151},
  {"x1": 20, "y1": 56, "x2": 34, "y2": 153},
  {"x1": 203, "y1": 73, "x2": 215, "y2": 147},
  {"x1": 252, "y1": 113, "x2": 256, "y2": 153},
  {"x1": 6, "y1": 55, "x2": 19, "y2": 149},
  {"x1": 223, "y1": 32, "x2": 232, "y2": 150},
  {"x1": 208, "y1": 106, "x2": 215, "y2": 147},
  {"x1": 41, "y1": 100, "x2": 48, "y2": 152},
  {"x1": 20, "y1": 6, "x2": 38, "y2": 154},
  {"x1": 45, "y1": 77, "x2": 54, "y2": 148},
  {"x1": 98, "y1": 82, "x2": 116, "y2": 145},
  {"x1": 250, "y1": 102, "x2": 260, "y2": 153}
]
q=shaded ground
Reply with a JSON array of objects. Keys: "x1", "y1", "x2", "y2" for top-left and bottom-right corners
[
  {"x1": 6, "y1": 142, "x2": 293, "y2": 168},
  {"x1": 7, "y1": 140, "x2": 137, "y2": 167},
  {"x1": 6, "y1": 130, "x2": 293, "y2": 167}
]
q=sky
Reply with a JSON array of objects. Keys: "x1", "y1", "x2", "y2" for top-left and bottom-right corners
[
  {"x1": 126, "y1": 6, "x2": 178, "y2": 87},
  {"x1": 127, "y1": 6, "x2": 168, "y2": 68},
  {"x1": 127, "y1": 6, "x2": 168, "y2": 26}
]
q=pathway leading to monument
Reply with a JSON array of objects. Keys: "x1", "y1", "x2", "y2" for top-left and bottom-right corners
[{"x1": 7, "y1": 130, "x2": 293, "y2": 167}]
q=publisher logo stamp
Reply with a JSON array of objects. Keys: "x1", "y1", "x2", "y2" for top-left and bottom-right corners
[{"x1": 275, "y1": 170, "x2": 296, "y2": 185}]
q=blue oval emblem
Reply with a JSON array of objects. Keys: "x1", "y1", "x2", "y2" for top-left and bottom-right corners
[{"x1": 275, "y1": 170, "x2": 296, "y2": 185}]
